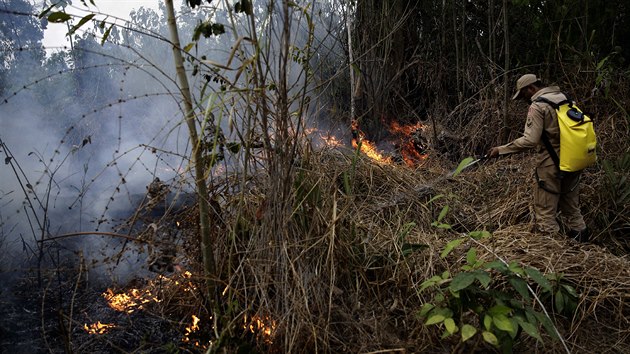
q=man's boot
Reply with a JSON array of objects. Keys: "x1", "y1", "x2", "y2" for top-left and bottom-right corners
[{"x1": 568, "y1": 228, "x2": 589, "y2": 243}]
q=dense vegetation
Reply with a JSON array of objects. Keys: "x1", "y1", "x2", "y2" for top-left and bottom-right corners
[{"x1": 0, "y1": 0, "x2": 628, "y2": 352}]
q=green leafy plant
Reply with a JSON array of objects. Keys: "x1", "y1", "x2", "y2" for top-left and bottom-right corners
[
  {"x1": 420, "y1": 232, "x2": 578, "y2": 352},
  {"x1": 419, "y1": 206, "x2": 578, "y2": 352}
]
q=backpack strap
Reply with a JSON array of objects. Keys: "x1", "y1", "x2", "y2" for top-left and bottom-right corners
[
  {"x1": 534, "y1": 93, "x2": 572, "y2": 174},
  {"x1": 534, "y1": 93, "x2": 572, "y2": 110},
  {"x1": 540, "y1": 130, "x2": 560, "y2": 170}
]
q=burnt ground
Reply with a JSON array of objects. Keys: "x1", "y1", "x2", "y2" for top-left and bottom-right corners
[
  {"x1": 0, "y1": 268, "x2": 194, "y2": 354},
  {"x1": 1, "y1": 271, "x2": 64, "y2": 353}
]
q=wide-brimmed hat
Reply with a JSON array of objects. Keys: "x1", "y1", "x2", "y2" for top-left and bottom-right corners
[{"x1": 512, "y1": 74, "x2": 540, "y2": 100}]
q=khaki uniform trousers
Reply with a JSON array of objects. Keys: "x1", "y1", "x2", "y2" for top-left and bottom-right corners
[{"x1": 534, "y1": 161, "x2": 586, "y2": 233}]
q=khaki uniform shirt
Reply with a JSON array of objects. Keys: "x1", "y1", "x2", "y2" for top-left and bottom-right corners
[{"x1": 497, "y1": 86, "x2": 566, "y2": 165}]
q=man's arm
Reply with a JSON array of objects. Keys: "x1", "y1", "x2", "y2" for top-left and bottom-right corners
[{"x1": 488, "y1": 104, "x2": 545, "y2": 157}]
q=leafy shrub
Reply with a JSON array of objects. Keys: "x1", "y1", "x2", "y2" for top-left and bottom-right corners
[{"x1": 419, "y1": 192, "x2": 579, "y2": 353}]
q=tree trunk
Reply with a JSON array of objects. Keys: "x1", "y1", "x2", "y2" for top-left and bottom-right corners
[{"x1": 164, "y1": 0, "x2": 217, "y2": 305}]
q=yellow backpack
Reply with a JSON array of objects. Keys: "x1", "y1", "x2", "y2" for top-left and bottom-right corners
[{"x1": 535, "y1": 94, "x2": 597, "y2": 172}]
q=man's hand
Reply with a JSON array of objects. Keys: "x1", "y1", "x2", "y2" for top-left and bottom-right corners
[{"x1": 487, "y1": 147, "x2": 501, "y2": 158}]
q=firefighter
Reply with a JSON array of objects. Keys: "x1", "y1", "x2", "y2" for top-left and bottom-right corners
[{"x1": 487, "y1": 74, "x2": 588, "y2": 242}]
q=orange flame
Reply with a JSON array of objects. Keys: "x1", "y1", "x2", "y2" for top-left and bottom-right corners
[
  {"x1": 321, "y1": 134, "x2": 342, "y2": 147},
  {"x1": 306, "y1": 127, "x2": 344, "y2": 148},
  {"x1": 84, "y1": 321, "x2": 116, "y2": 334},
  {"x1": 181, "y1": 314, "x2": 213, "y2": 349},
  {"x1": 388, "y1": 120, "x2": 422, "y2": 135},
  {"x1": 351, "y1": 120, "x2": 392, "y2": 164},
  {"x1": 244, "y1": 314, "x2": 277, "y2": 344},
  {"x1": 103, "y1": 288, "x2": 160, "y2": 313},
  {"x1": 385, "y1": 120, "x2": 428, "y2": 167},
  {"x1": 183, "y1": 314, "x2": 200, "y2": 342},
  {"x1": 102, "y1": 271, "x2": 196, "y2": 313}
]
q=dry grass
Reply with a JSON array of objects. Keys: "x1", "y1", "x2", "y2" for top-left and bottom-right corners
[{"x1": 157, "y1": 145, "x2": 626, "y2": 353}]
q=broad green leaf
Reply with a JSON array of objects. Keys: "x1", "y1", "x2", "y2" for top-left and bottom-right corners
[
  {"x1": 419, "y1": 303, "x2": 435, "y2": 317},
  {"x1": 473, "y1": 270, "x2": 491, "y2": 288},
  {"x1": 466, "y1": 248, "x2": 477, "y2": 265},
  {"x1": 440, "y1": 238, "x2": 463, "y2": 258},
  {"x1": 483, "y1": 314, "x2": 492, "y2": 330},
  {"x1": 492, "y1": 315, "x2": 514, "y2": 333},
  {"x1": 509, "y1": 277, "x2": 531, "y2": 301},
  {"x1": 508, "y1": 318, "x2": 519, "y2": 338},
  {"x1": 525, "y1": 267, "x2": 553, "y2": 292},
  {"x1": 461, "y1": 324, "x2": 477, "y2": 342},
  {"x1": 48, "y1": 12, "x2": 72, "y2": 23},
  {"x1": 488, "y1": 305, "x2": 512, "y2": 316},
  {"x1": 425, "y1": 313, "x2": 445, "y2": 325},
  {"x1": 450, "y1": 272, "x2": 476, "y2": 292},
  {"x1": 435, "y1": 223, "x2": 452, "y2": 229},
  {"x1": 437, "y1": 205, "x2": 449, "y2": 222},
  {"x1": 525, "y1": 309, "x2": 538, "y2": 326},
  {"x1": 508, "y1": 261, "x2": 524, "y2": 276},
  {"x1": 419, "y1": 275, "x2": 442, "y2": 292},
  {"x1": 482, "y1": 331, "x2": 499, "y2": 346},
  {"x1": 469, "y1": 230, "x2": 491, "y2": 239},
  {"x1": 211, "y1": 23, "x2": 225, "y2": 35},
  {"x1": 484, "y1": 260, "x2": 508, "y2": 272},
  {"x1": 452, "y1": 157, "x2": 474, "y2": 177},
  {"x1": 535, "y1": 312, "x2": 560, "y2": 340},
  {"x1": 68, "y1": 14, "x2": 95, "y2": 35},
  {"x1": 183, "y1": 42, "x2": 195, "y2": 52},
  {"x1": 555, "y1": 290, "x2": 565, "y2": 313},
  {"x1": 561, "y1": 284, "x2": 579, "y2": 298},
  {"x1": 444, "y1": 318, "x2": 458, "y2": 334},
  {"x1": 516, "y1": 318, "x2": 542, "y2": 342}
]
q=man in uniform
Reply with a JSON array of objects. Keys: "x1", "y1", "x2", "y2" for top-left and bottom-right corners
[{"x1": 488, "y1": 74, "x2": 589, "y2": 242}]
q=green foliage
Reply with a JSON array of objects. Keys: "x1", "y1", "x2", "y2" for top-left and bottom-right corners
[
  {"x1": 47, "y1": 12, "x2": 72, "y2": 23},
  {"x1": 186, "y1": 0, "x2": 213, "y2": 9},
  {"x1": 192, "y1": 21, "x2": 226, "y2": 42},
  {"x1": 419, "y1": 229, "x2": 579, "y2": 351},
  {"x1": 68, "y1": 14, "x2": 95, "y2": 36},
  {"x1": 431, "y1": 205, "x2": 452, "y2": 230},
  {"x1": 234, "y1": 0, "x2": 253, "y2": 15},
  {"x1": 451, "y1": 156, "x2": 475, "y2": 177}
]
